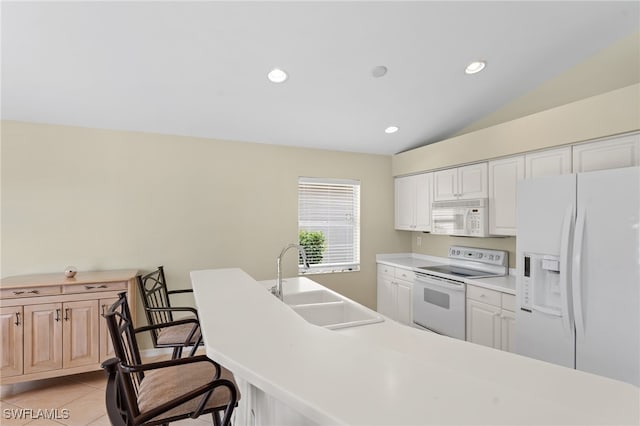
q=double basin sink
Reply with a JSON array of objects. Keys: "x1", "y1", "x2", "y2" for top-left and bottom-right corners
[{"x1": 282, "y1": 288, "x2": 385, "y2": 330}]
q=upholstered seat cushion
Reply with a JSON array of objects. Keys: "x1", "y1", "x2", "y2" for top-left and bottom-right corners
[
  {"x1": 138, "y1": 361, "x2": 239, "y2": 422},
  {"x1": 156, "y1": 322, "x2": 202, "y2": 345}
]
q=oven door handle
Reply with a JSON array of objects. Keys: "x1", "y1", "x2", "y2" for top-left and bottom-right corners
[{"x1": 415, "y1": 275, "x2": 465, "y2": 292}]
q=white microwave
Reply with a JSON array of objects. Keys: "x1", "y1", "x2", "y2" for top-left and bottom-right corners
[{"x1": 431, "y1": 198, "x2": 489, "y2": 237}]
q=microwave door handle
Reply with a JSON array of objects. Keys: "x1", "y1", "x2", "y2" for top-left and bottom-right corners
[{"x1": 463, "y1": 208, "x2": 470, "y2": 233}]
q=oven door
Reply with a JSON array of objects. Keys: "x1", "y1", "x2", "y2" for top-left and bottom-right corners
[{"x1": 413, "y1": 274, "x2": 466, "y2": 340}]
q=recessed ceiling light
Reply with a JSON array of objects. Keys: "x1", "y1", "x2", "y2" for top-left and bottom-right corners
[
  {"x1": 268, "y1": 68, "x2": 288, "y2": 83},
  {"x1": 385, "y1": 126, "x2": 399, "y2": 134},
  {"x1": 465, "y1": 61, "x2": 486, "y2": 75}
]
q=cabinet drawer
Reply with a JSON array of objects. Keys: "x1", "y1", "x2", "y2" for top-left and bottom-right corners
[
  {"x1": 466, "y1": 285, "x2": 501, "y2": 306},
  {"x1": 63, "y1": 281, "x2": 127, "y2": 294},
  {"x1": 0, "y1": 286, "x2": 61, "y2": 299},
  {"x1": 377, "y1": 264, "x2": 395, "y2": 278},
  {"x1": 502, "y1": 293, "x2": 516, "y2": 311},
  {"x1": 395, "y1": 268, "x2": 416, "y2": 282}
]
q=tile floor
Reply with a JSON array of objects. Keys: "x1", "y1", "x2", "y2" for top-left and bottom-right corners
[{"x1": 1, "y1": 355, "x2": 214, "y2": 425}]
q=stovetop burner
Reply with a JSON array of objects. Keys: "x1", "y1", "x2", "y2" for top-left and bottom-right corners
[
  {"x1": 416, "y1": 246, "x2": 508, "y2": 279},
  {"x1": 418, "y1": 264, "x2": 499, "y2": 278}
]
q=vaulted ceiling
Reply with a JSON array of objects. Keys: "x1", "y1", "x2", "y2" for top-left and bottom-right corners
[{"x1": 2, "y1": 1, "x2": 639, "y2": 155}]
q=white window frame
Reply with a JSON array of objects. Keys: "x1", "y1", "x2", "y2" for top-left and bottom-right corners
[{"x1": 298, "y1": 177, "x2": 360, "y2": 274}]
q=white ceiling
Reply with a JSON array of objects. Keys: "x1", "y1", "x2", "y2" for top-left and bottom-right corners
[{"x1": 2, "y1": 1, "x2": 639, "y2": 155}]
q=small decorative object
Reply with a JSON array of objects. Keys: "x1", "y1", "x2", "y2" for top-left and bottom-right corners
[{"x1": 64, "y1": 266, "x2": 78, "y2": 278}]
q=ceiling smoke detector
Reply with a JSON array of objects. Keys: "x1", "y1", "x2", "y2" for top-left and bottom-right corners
[{"x1": 372, "y1": 65, "x2": 388, "y2": 78}]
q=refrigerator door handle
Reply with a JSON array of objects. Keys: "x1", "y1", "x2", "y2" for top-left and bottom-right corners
[
  {"x1": 559, "y1": 205, "x2": 574, "y2": 336},
  {"x1": 572, "y1": 206, "x2": 586, "y2": 338}
]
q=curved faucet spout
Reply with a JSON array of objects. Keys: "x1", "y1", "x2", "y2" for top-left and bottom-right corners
[{"x1": 272, "y1": 244, "x2": 309, "y2": 300}]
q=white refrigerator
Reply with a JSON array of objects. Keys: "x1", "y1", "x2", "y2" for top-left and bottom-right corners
[{"x1": 515, "y1": 166, "x2": 639, "y2": 386}]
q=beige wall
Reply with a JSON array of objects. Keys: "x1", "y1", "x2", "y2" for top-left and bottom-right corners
[{"x1": 0, "y1": 121, "x2": 410, "y2": 328}]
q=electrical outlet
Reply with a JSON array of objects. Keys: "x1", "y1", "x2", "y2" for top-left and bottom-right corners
[{"x1": 417, "y1": 236, "x2": 422, "y2": 247}]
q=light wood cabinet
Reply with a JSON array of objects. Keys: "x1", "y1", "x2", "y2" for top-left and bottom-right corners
[
  {"x1": 434, "y1": 163, "x2": 487, "y2": 201},
  {"x1": 377, "y1": 264, "x2": 413, "y2": 326},
  {"x1": 23, "y1": 302, "x2": 63, "y2": 374},
  {"x1": 395, "y1": 173, "x2": 433, "y2": 231},
  {"x1": 0, "y1": 306, "x2": 23, "y2": 378},
  {"x1": 62, "y1": 300, "x2": 99, "y2": 369},
  {"x1": 466, "y1": 285, "x2": 516, "y2": 353},
  {"x1": 573, "y1": 133, "x2": 640, "y2": 173},
  {"x1": 0, "y1": 270, "x2": 137, "y2": 384}
]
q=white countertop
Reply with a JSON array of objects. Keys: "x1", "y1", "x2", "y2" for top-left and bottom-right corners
[
  {"x1": 191, "y1": 268, "x2": 639, "y2": 425},
  {"x1": 377, "y1": 253, "x2": 516, "y2": 294}
]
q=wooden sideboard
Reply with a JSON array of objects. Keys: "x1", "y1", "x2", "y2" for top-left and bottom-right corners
[{"x1": 0, "y1": 269, "x2": 137, "y2": 384}]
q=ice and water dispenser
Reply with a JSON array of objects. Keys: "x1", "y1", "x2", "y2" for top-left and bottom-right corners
[{"x1": 521, "y1": 253, "x2": 563, "y2": 315}]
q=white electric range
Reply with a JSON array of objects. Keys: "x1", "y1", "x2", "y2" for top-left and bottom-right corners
[{"x1": 413, "y1": 246, "x2": 508, "y2": 339}]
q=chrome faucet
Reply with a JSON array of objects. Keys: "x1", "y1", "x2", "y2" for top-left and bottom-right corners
[{"x1": 272, "y1": 243, "x2": 309, "y2": 300}]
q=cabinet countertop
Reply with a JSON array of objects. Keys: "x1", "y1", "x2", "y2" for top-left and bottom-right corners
[
  {"x1": 377, "y1": 253, "x2": 516, "y2": 294},
  {"x1": 190, "y1": 268, "x2": 639, "y2": 426},
  {"x1": 0, "y1": 270, "x2": 138, "y2": 289}
]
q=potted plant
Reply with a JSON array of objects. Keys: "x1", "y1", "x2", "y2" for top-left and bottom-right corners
[{"x1": 298, "y1": 230, "x2": 326, "y2": 265}]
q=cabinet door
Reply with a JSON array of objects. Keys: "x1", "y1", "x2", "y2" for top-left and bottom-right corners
[
  {"x1": 433, "y1": 168, "x2": 458, "y2": 201},
  {"x1": 572, "y1": 134, "x2": 640, "y2": 173},
  {"x1": 0, "y1": 306, "x2": 23, "y2": 377},
  {"x1": 466, "y1": 299, "x2": 501, "y2": 349},
  {"x1": 414, "y1": 173, "x2": 433, "y2": 231},
  {"x1": 395, "y1": 280, "x2": 413, "y2": 326},
  {"x1": 394, "y1": 176, "x2": 415, "y2": 230},
  {"x1": 525, "y1": 146, "x2": 572, "y2": 178},
  {"x1": 63, "y1": 300, "x2": 99, "y2": 369},
  {"x1": 489, "y1": 156, "x2": 524, "y2": 236},
  {"x1": 458, "y1": 163, "x2": 488, "y2": 199},
  {"x1": 500, "y1": 310, "x2": 516, "y2": 353},
  {"x1": 24, "y1": 303, "x2": 63, "y2": 374},
  {"x1": 377, "y1": 275, "x2": 396, "y2": 319},
  {"x1": 99, "y1": 298, "x2": 118, "y2": 362}
]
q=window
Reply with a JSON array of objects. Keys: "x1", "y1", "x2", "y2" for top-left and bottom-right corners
[{"x1": 298, "y1": 177, "x2": 360, "y2": 274}]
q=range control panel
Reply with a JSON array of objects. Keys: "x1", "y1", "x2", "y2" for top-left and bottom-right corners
[{"x1": 448, "y1": 246, "x2": 508, "y2": 267}]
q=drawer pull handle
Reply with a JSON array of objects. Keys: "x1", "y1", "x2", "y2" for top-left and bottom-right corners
[
  {"x1": 64, "y1": 308, "x2": 70, "y2": 321},
  {"x1": 15, "y1": 312, "x2": 21, "y2": 326},
  {"x1": 85, "y1": 285, "x2": 108, "y2": 290},
  {"x1": 13, "y1": 291, "x2": 24, "y2": 295},
  {"x1": 55, "y1": 309, "x2": 61, "y2": 322},
  {"x1": 27, "y1": 290, "x2": 39, "y2": 294},
  {"x1": 101, "y1": 304, "x2": 107, "y2": 317}
]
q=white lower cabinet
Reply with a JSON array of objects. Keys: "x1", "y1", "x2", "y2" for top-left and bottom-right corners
[
  {"x1": 466, "y1": 285, "x2": 516, "y2": 353},
  {"x1": 377, "y1": 264, "x2": 413, "y2": 326}
]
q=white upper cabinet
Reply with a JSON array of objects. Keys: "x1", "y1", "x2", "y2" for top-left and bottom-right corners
[
  {"x1": 572, "y1": 133, "x2": 640, "y2": 173},
  {"x1": 394, "y1": 173, "x2": 433, "y2": 232},
  {"x1": 489, "y1": 156, "x2": 524, "y2": 236},
  {"x1": 434, "y1": 163, "x2": 487, "y2": 201},
  {"x1": 525, "y1": 146, "x2": 572, "y2": 178}
]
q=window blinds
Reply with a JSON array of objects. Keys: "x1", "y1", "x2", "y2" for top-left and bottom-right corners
[{"x1": 298, "y1": 177, "x2": 360, "y2": 273}]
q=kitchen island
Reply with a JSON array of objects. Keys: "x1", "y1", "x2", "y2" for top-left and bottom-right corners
[{"x1": 190, "y1": 268, "x2": 639, "y2": 425}]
